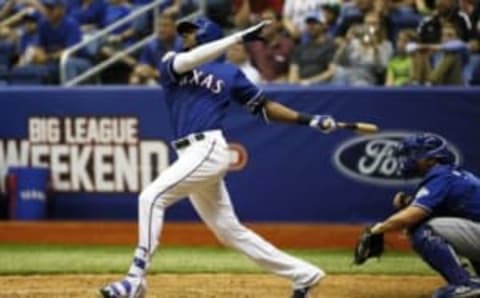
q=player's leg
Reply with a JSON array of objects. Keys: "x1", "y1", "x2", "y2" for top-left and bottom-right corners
[
  {"x1": 427, "y1": 217, "x2": 480, "y2": 264},
  {"x1": 100, "y1": 140, "x2": 219, "y2": 298},
  {"x1": 409, "y1": 218, "x2": 480, "y2": 298},
  {"x1": 190, "y1": 180, "x2": 325, "y2": 292},
  {"x1": 427, "y1": 217, "x2": 480, "y2": 280}
]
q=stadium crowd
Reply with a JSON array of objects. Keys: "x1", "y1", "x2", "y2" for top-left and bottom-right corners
[{"x1": 0, "y1": 0, "x2": 479, "y2": 86}]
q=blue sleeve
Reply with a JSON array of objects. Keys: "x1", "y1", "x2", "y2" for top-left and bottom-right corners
[
  {"x1": 412, "y1": 176, "x2": 452, "y2": 213},
  {"x1": 37, "y1": 22, "x2": 47, "y2": 48},
  {"x1": 97, "y1": 0, "x2": 108, "y2": 28},
  {"x1": 66, "y1": 20, "x2": 82, "y2": 47},
  {"x1": 231, "y1": 69, "x2": 263, "y2": 106},
  {"x1": 139, "y1": 44, "x2": 154, "y2": 66},
  {"x1": 158, "y1": 53, "x2": 178, "y2": 86}
]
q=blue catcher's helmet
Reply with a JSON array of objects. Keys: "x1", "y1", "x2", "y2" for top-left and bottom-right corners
[
  {"x1": 396, "y1": 133, "x2": 456, "y2": 177},
  {"x1": 177, "y1": 16, "x2": 223, "y2": 45}
]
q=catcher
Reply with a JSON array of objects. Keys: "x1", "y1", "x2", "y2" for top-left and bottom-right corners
[{"x1": 353, "y1": 133, "x2": 480, "y2": 298}]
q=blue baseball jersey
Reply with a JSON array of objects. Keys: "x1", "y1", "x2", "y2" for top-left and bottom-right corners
[
  {"x1": 36, "y1": 17, "x2": 82, "y2": 53},
  {"x1": 103, "y1": 3, "x2": 131, "y2": 34},
  {"x1": 158, "y1": 54, "x2": 263, "y2": 139},
  {"x1": 412, "y1": 164, "x2": 480, "y2": 221},
  {"x1": 67, "y1": 0, "x2": 107, "y2": 28}
]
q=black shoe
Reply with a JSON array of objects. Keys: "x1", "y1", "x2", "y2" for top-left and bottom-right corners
[
  {"x1": 291, "y1": 272, "x2": 324, "y2": 298},
  {"x1": 292, "y1": 286, "x2": 313, "y2": 298}
]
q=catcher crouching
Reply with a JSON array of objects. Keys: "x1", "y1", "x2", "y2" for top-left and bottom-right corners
[{"x1": 353, "y1": 133, "x2": 480, "y2": 298}]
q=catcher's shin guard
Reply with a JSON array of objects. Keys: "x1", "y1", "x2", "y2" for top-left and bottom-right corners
[{"x1": 410, "y1": 224, "x2": 471, "y2": 285}]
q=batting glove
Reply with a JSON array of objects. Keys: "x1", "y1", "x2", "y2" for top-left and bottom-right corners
[
  {"x1": 310, "y1": 115, "x2": 337, "y2": 134},
  {"x1": 240, "y1": 20, "x2": 271, "y2": 42}
]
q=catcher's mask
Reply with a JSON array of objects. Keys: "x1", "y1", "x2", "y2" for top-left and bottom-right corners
[
  {"x1": 177, "y1": 16, "x2": 223, "y2": 46},
  {"x1": 396, "y1": 133, "x2": 455, "y2": 178}
]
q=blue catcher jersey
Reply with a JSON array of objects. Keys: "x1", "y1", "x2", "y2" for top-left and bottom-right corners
[
  {"x1": 412, "y1": 164, "x2": 480, "y2": 221},
  {"x1": 158, "y1": 53, "x2": 263, "y2": 139}
]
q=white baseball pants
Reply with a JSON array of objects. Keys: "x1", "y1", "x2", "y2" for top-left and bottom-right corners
[{"x1": 136, "y1": 130, "x2": 323, "y2": 288}]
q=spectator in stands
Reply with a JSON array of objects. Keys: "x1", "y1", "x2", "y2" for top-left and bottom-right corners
[
  {"x1": 335, "y1": 0, "x2": 378, "y2": 40},
  {"x1": 129, "y1": 13, "x2": 181, "y2": 85},
  {"x1": 332, "y1": 11, "x2": 394, "y2": 85},
  {"x1": 385, "y1": 29, "x2": 418, "y2": 86},
  {"x1": 66, "y1": 0, "x2": 107, "y2": 33},
  {"x1": 99, "y1": 0, "x2": 136, "y2": 63},
  {"x1": 469, "y1": 0, "x2": 480, "y2": 52},
  {"x1": 230, "y1": 0, "x2": 286, "y2": 30},
  {"x1": 66, "y1": 0, "x2": 107, "y2": 58},
  {"x1": 130, "y1": 0, "x2": 183, "y2": 36},
  {"x1": 321, "y1": 1, "x2": 341, "y2": 38},
  {"x1": 417, "y1": 0, "x2": 472, "y2": 43},
  {"x1": 102, "y1": 0, "x2": 135, "y2": 47},
  {"x1": 288, "y1": 13, "x2": 336, "y2": 85},
  {"x1": 245, "y1": 8, "x2": 295, "y2": 83},
  {"x1": 386, "y1": 0, "x2": 422, "y2": 42},
  {"x1": 410, "y1": 22, "x2": 468, "y2": 85},
  {"x1": 226, "y1": 42, "x2": 262, "y2": 84},
  {"x1": 12, "y1": 0, "x2": 91, "y2": 84},
  {"x1": 204, "y1": 0, "x2": 235, "y2": 29},
  {"x1": 16, "y1": 9, "x2": 40, "y2": 66},
  {"x1": 282, "y1": 0, "x2": 327, "y2": 41}
]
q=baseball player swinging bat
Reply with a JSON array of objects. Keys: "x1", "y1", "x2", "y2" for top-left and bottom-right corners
[{"x1": 336, "y1": 121, "x2": 379, "y2": 135}]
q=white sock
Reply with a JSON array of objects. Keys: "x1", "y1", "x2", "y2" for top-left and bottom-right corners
[{"x1": 127, "y1": 246, "x2": 149, "y2": 278}]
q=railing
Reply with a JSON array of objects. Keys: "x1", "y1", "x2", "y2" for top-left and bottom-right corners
[
  {"x1": 0, "y1": 7, "x2": 32, "y2": 28},
  {"x1": 61, "y1": 0, "x2": 205, "y2": 86}
]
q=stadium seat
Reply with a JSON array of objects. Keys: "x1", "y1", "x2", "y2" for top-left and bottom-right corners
[{"x1": 9, "y1": 65, "x2": 50, "y2": 85}]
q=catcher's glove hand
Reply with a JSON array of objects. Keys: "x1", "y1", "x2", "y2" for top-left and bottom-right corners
[{"x1": 353, "y1": 227, "x2": 384, "y2": 265}]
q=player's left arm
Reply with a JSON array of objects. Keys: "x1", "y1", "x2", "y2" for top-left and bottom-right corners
[
  {"x1": 370, "y1": 176, "x2": 451, "y2": 235},
  {"x1": 262, "y1": 99, "x2": 337, "y2": 134},
  {"x1": 369, "y1": 206, "x2": 429, "y2": 234},
  {"x1": 172, "y1": 21, "x2": 270, "y2": 75}
]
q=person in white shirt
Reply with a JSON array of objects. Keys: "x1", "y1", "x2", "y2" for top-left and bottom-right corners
[{"x1": 226, "y1": 42, "x2": 262, "y2": 84}]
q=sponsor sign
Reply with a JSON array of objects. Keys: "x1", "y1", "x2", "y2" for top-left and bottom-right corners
[{"x1": 333, "y1": 132, "x2": 462, "y2": 186}]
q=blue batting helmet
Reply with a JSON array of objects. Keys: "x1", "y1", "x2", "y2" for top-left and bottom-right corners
[
  {"x1": 177, "y1": 17, "x2": 223, "y2": 45},
  {"x1": 396, "y1": 133, "x2": 456, "y2": 177}
]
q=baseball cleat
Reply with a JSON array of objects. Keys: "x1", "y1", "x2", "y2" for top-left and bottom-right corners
[
  {"x1": 291, "y1": 270, "x2": 326, "y2": 298},
  {"x1": 99, "y1": 276, "x2": 146, "y2": 298}
]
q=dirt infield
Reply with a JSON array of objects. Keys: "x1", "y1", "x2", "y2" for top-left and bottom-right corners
[{"x1": 0, "y1": 274, "x2": 443, "y2": 298}]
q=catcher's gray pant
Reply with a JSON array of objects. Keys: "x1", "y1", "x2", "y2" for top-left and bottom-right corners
[
  {"x1": 136, "y1": 130, "x2": 323, "y2": 288},
  {"x1": 428, "y1": 217, "x2": 480, "y2": 267}
]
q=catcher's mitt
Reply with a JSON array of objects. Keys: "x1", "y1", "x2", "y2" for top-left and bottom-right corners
[{"x1": 353, "y1": 227, "x2": 384, "y2": 265}]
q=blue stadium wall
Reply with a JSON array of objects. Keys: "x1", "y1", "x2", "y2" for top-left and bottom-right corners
[{"x1": 0, "y1": 86, "x2": 479, "y2": 223}]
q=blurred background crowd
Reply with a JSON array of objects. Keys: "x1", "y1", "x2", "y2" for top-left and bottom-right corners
[{"x1": 0, "y1": 0, "x2": 479, "y2": 86}]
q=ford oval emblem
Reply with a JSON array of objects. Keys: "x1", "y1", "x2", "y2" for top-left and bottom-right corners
[{"x1": 333, "y1": 132, "x2": 462, "y2": 186}]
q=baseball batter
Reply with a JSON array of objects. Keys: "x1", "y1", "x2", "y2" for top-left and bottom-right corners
[
  {"x1": 365, "y1": 133, "x2": 480, "y2": 298},
  {"x1": 100, "y1": 17, "x2": 336, "y2": 298}
]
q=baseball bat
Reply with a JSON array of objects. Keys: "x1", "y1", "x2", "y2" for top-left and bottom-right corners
[{"x1": 336, "y1": 122, "x2": 379, "y2": 135}]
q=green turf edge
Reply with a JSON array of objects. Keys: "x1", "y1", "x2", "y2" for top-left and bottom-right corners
[{"x1": 0, "y1": 244, "x2": 436, "y2": 276}]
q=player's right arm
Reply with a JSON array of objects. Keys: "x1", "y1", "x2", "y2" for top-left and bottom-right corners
[{"x1": 171, "y1": 21, "x2": 270, "y2": 75}]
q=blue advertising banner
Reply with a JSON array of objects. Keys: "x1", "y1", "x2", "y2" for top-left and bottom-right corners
[{"x1": 0, "y1": 87, "x2": 479, "y2": 223}]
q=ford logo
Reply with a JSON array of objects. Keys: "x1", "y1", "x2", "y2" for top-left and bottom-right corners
[{"x1": 333, "y1": 132, "x2": 462, "y2": 186}]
